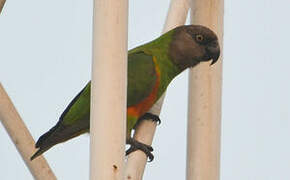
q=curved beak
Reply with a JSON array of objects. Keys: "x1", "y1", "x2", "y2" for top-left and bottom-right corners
[{"x1": 206, "y1": 40, "x2": 220, "y2": 65}]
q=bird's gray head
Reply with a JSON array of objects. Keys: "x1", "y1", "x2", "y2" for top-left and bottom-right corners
[{"x1": 169, "y1": 25, "x2": 220, "y2": 70}]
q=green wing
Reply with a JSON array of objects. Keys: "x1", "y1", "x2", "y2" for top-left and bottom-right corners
[
  {"x1": 61, "y1": 82, "x2": 91, "y2": 125},
  {"x1": 31, "y1": 82, "x2": 91, "y2": 160},
  {"x1": 127, "y1": 51, "x2": 157, "y2": 107},
  {"x1": 61, "y1": 50, "x2": 157, "y2": 124},
  {"x1": 31, "y1": 51, "x2": 157, "y2": 160}
]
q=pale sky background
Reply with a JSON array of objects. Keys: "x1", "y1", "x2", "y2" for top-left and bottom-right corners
[{"x1": 1, "y1": 0, "x2": 290, "y2": 179}]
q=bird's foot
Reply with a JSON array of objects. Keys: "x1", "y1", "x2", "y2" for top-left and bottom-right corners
[
  {"x1": 126, "y1": 138, "x2": 154, "y2": 162},
  {"x1": 139, "y1": 112, "x2": 161, "y2": 125}
]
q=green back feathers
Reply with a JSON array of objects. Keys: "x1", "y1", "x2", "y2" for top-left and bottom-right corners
[
  {"x1": 127, "y1": 52, "x2": 157, "y2": 106},
  {"x1": 62, "y1": 28, "x2": 182, "y2": 125},
  {"x1": 62, "y1": 82, "x2": 91, "y2": 125},
  {"x1": 129, "y1": 29, "x2": 181, "y2": 98}
]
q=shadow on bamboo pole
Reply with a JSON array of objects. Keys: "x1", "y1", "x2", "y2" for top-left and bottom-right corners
[
  {"x1": 0, "y1": 84, "x2": 56, "y2": 180},
  {"x1": 125, "y1": 0, "x2": 189, "y2": 179},
  {"x1": 186, "y1": 0, "x2": 224, "y2": 180},
  {"x1": 0, "y1": 0, "x2": 5, "y2": 14},
  {"x1": 89, "y1": 0, "x2": 128, "y2": 179}
]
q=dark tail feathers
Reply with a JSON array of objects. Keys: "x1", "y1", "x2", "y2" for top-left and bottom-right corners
[
  {"x1": 30, "y1": 122, "x2": 88, "y2": 160},
  {"x1": 30, "y1": 125, "x2": 58, "y2": 161}
]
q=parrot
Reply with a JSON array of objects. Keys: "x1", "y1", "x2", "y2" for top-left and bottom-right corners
[{"x1": 31, "y1": 25, "x2": 220, "y2": 161}]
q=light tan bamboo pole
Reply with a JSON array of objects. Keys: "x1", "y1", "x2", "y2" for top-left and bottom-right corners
[
  {"x1": 0, "y1": 0, "x2": 5, "y2": 14},
  {"x1": 186, "y1": 0, "x2": 224, "y2": 180},
  {"x1": 0, "y1": 83, "x2": 56, "y2": 180},
  {"x1": 89, "y1": 0, "x2": 128, "y2": 179},
  {"x1": 125, "y1": 0, "x2": 189, "y2": 179}
]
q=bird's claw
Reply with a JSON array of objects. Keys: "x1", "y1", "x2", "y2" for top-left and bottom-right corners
[
  {"x1": 126, "y1": 138, "x2": 154, "y2": 162},
  {"x1": 139, "y1": 112, "x2": 161, "y2": 125}
]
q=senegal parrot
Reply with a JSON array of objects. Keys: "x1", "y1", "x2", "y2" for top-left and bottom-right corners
[{"x1": 31, "y1": 25, "x2": 220, "y2": 161}]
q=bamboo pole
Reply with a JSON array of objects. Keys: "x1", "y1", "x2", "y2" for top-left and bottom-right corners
[
  {"x1": 0, "y1": 0, "x2": 5, "y2": 14},
  {"x1": 0, "y1": 83, "x2": 56, "y2": 180},
  {"x1": 89, "y1": 0, "x2": 128, "y2": 179},
  {"x1": 125, "y1": 0, "x2": 189, "y2": 179},
  {"x1": 186, "y1": 0, "x2": 224, "y2": 180}
]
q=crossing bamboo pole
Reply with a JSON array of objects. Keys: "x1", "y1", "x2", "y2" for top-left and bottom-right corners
[
  {"x1": 125, "y1": 0, "x2": 189, "y2": 179},
  {"x1": 89, "y1": 0, "x2": 128, "y2": 179},
  {"x1": 0, "y1": 83, "x2": 56, "y2": 180},
  {"x1": 186, "y1": 0, "x2": 224, "y2": 180},
  {"x1": 0, "y1": 0, "x2": 5, "y2": 14}
]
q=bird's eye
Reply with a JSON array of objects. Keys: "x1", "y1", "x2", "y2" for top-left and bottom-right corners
[{"x1": 195, "y1": 34, "x2": 204, "y2": 42}]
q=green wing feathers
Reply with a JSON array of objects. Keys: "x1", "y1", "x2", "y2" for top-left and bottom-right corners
[
  {"x1": 32, "y1": 35, "x2": 171, "y2": 160},
  {"x1": 31, "y1": 82, "x2": 91, "y2": 160},
  {"x1": 61, "y1": 82, "x2": 91, "y2": 125},
  {"x1": 127, "y1": 51, "x2": 157, "y2": 107}
]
